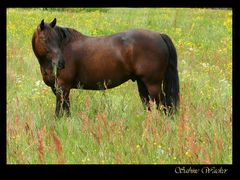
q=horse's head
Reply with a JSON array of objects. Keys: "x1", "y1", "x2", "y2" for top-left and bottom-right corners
[{"x1": 32, "y1": 18, "x2": 65, "y2": 70}]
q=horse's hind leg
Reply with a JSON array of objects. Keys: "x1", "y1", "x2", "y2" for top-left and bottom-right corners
[
  {"x1": 137, "y1": 79, "x2": 150, "y2": 110},
  {"x1": 147, "y1": 83, "x2": 175, "y2": 115},
  {"x1": 145, "y1": 83, "x2": 161, "y2": 110}
]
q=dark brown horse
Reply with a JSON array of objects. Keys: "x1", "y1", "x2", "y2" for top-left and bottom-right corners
[{"x1": 32, "y1": 18, "x2": 179, "y2": 117}]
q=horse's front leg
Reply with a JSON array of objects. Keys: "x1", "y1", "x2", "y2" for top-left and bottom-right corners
[
  {"x1": 63, "y1": 94, "x2": 71, "y2": 116},
  {"x1": 52, "y1": 84, "x2": 71, "y2": 118}
]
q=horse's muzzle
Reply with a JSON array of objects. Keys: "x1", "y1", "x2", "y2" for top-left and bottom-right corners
[
  {"x1": 52, "y1": 59, "x2": 65, "y2": 70},
  {"x1": 58, "y1": 59, "x2": 65, "y2": 69}
]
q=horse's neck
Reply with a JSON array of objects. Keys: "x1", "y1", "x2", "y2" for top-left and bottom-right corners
[
  {"x1": 66, "y1": 27, "x2": 85, "y2": 39},
  {"x1": 59, "y1": 28, "x2": 87, "y2": 47}
]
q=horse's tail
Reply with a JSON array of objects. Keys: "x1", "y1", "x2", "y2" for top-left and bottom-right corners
[{"x1": 161, "y1": 34, "x2": 180, "y2": 114}]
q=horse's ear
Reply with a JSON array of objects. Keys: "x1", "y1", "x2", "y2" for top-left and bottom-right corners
[
  {"x1": 50, "y1": 18, "x2": 57, "y2": 28},
  {"x1": 40, "y1": 19, "x2": 45, "y2": 30}
]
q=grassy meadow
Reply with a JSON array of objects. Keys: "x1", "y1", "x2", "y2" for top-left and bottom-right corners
[{"x1": 7, "y1": 8, "x2": 232, "y2": 164}]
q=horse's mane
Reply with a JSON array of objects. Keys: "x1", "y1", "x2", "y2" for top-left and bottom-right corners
[{"x1": 54, "y1": 26, "x2": 84, "y2": 46}]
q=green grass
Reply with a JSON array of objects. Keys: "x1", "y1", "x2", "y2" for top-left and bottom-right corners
[{"x1": 7, "y1": 8, "x2": 232, "y2": 164}]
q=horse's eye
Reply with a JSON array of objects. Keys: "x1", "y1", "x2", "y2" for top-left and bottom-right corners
[
  {"x1": 42, "y1": 34, "x2": 48, "y2": 41},
  {"x1": 39, "y1": 33, "x2": 46, "y2": 41}
]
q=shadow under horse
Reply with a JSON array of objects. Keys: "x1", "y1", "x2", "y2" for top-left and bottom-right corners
[{"x1": 32, "y1": 18, "x2": 180, "y2": 117}]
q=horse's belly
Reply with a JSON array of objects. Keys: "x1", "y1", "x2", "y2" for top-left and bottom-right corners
[
  {"x1": 73, "y1": 57, "x2": 133, "y2": 89},
  {"x1": 74, "y1": 74, "x2": 130, "y2": 90}
]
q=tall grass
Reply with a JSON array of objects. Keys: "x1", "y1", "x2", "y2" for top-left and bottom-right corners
[{"x1": 7, "y1": 8, "x2": 232, "y2": 164}]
